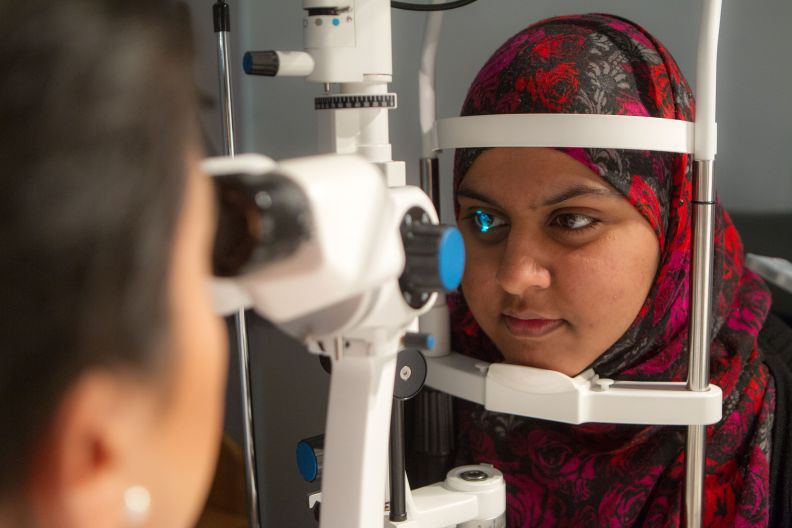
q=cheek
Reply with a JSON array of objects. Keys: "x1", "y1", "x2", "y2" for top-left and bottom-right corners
[
  {"x1": 152, "y1": 283, "x2": 228, "y2": 525},
  {"x1": 460, "y1": 239, "x2": 501, "y2": 307},
  {"x1": 460, "y1": 240, "x2": 505, "y2": 340},
  {"x1": 558, "y1": 226, "x2": 659, "y2": 333},
  {"x1": 174, "y1": 284, "x2": 228, "y2": 449}
]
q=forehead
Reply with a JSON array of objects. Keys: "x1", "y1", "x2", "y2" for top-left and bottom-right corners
[{"x1": 460, "y1": 147, "x2": 614, "y2": 206}]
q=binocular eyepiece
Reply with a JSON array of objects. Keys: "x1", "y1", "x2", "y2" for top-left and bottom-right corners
[{"x1": 212, "y1": 170, "x2": 312, "y2": 278}]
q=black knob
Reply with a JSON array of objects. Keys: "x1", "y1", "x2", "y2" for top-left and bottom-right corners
[
  {"x1": 213, "y1": 1, "x2": 230, "y2": 33},
  {"x1": 243, "y1": 51, "x2": 280, "y2": 76},
  {"x1": 399, "y1": 208, "x2": 465, "y2": 309},
  {"x1": 393, "y1": 348, "x2": 427, "y2": 401}
]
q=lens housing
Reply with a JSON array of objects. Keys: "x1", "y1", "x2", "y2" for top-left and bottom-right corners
[{"x1": 212, "y1": 170, "x2": 312, "y2": 277}]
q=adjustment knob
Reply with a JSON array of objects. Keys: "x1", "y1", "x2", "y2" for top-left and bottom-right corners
[
  {"x1": 399, "y1": 208, "x2": 465, "y2": 309},
  {"x1": 243, "y1": 51, "x2": 279, "y2": 76},
  {"x1": 295, "y1": 434, "x2": 324, "y2": 483}
]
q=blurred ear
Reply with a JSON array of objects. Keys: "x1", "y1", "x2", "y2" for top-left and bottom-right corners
[{"x1": 29, "y1": 371, "x2": 151, "y2": 528}]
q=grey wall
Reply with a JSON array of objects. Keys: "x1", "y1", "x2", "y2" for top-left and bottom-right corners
[
  {"x1": 235, "y1": 0, "x2": 792, "y2": 215},
  {"x1": 187, "y1": 2, "x2": 791, "y2": 527}
]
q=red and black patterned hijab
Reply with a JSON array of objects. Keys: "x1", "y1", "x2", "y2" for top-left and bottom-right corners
[{"x1": 451, "y1": 14, "x2": 775, "y2": 526}]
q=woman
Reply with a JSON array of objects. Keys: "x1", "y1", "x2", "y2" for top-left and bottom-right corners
[
  {"x1": 0, "y1": 1, "x2": 227, "y2": 527},
  {"x1": 450, "y1": 14, "x2": 792, "y2": 527}
]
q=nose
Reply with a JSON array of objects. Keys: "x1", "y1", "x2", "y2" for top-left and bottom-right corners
[{"x1": 495, "y1": 235, "x2": 551, "y2": 295}]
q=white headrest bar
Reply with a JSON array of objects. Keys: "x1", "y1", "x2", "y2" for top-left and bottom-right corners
[{"x1": 434, "y1": 114, "x2": 696, "y2": 154}]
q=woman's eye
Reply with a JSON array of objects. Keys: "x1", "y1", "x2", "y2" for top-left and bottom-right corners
[
  {"x1": 552, "y1": 213, "x2": 598, "y2": 231},
  {"x1": 471, "y1": 209, "x2": 506, "y2": 233}
]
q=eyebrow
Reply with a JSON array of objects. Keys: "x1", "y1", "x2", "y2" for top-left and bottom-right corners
[
  {"x1": 457, "y1": 183, "x2": 621, "y2": 209},
  {"x1": 542, "y1": 184, "x2": 622, "y2": 206}
]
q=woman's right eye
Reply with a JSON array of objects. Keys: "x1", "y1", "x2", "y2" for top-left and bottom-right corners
[{"x1": 468, "y1": 209, "x2": 507, "y2": 234}]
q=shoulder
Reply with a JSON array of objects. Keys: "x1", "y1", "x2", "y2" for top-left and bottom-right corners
[
  {"x1": 761, "y1": 313, "x2": 792, "y2": 527},
  {"x1": 760, "y1": 313, "x2": 792, "y2": 367}
]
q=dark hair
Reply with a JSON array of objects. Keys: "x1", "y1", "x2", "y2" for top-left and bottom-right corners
[{"x1": 0, "y1": 0, "x2": 197, "y2": 492}]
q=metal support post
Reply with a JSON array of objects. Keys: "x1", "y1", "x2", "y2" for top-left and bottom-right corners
[
  {"x1": 214, "y1": 2, "x2": 260, "y2": 527},
  {"x1": 685, "y1": 160, "x2": 716, "y2": 528}
]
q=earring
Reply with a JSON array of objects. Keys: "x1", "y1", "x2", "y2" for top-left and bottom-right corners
[{"x1": 123, "y1": 485, "x2": 151, "y2": 526}]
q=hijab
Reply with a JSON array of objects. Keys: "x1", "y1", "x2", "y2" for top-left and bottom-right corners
[{"x1": 451, "y1": 13, "x2": 774, "y2": 526}]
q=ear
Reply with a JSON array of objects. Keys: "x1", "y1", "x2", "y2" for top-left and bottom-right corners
[{"x1": 28, "y1": 370, "x2": 152, "y2": 528}]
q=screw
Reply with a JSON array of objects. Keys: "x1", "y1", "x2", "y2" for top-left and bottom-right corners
[
  {"x1": 400, "y1": 366, "x2": 412, "y2": 381},
  {"x1": 460, "y1": 470, "x2": 489, "y2": 482},
  {"x1": 595, "y1": 378, "x2": 615, "y2": 391},
  {"x1": 255, "y1": 191, "x2": 272, "y2": 209},
  {"x1": 474, "y1": 362, "x2": 490, "y2": 375}
]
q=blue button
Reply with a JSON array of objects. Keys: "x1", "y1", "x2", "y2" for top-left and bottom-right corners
[
  {"x1": 438, "y1": 227, "x2": 465, "y2": 290},
  {"x1": 296, "y1": 441, "x2": 318, "y2": 482},
  {"x1": 332, "y1": 18, "x2": 341, "y2": 26},
  {"x1": 242, "y1": 52, "x2": 253, "y2": 75}
]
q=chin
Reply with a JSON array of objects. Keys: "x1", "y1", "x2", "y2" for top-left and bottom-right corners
[{"x1": 497, "y1": 341, "x2": 581, "y2": 376}]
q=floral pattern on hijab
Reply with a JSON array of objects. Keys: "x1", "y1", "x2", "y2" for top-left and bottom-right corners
[{"x1": 451, "y1": 13, "x2": 774, "y2": 527}]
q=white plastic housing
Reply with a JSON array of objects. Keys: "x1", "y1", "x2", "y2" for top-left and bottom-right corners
[
  {"x1": 435, "y1": 114, "x2": 695, "y2": 154},
  {"x1": 275, "y1": 50, "x2": 316, "y2": 76},
  {"x1": 425, "y1": 353, "x2": 723, "y2": 426},
  {"x1": 383, "y1": 465, "x2": 505, "y2": 528},
  {"x1": 205, "y1": 154, "x2": 403, "y2": 327},
  {"x1": 304, "y1": 0, "x2": 393, "y2": 83},
  {"x1": 316, "y1": 83, "x2": 397, "y2": 164}
]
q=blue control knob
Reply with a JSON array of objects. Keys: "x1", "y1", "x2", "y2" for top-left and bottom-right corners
[
  {"x1": 399, "y1": 208, "x2": 466, "y2": 309},
  {"x1": 296, "y1": 435, "x2": 324, "y2": 483},
  {"x1": 437, "y1": 227, "x2": 465, "y2": 290}
]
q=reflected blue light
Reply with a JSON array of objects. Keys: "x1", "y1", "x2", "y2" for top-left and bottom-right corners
[{"x1": 474, "y1": 210, "x2": 493, "y2": 233}]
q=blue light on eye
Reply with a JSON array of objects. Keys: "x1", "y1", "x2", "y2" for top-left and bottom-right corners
[{"x1": 474, "y1": 210, "x2": 494, "y2": 233}]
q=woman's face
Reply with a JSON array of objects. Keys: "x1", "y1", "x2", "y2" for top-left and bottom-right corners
[{"x1": 457, "y1": 147, "x2": 659, "y2": 376}]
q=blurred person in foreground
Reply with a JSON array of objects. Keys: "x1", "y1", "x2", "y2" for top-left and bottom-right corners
[{"x1": 0, "y1": 1, "x2": 228, "y2": 526}]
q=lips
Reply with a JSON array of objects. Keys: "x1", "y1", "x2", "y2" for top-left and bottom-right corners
[{"x1": 502, "y1": 313, "x2": 564, "y2": 338}]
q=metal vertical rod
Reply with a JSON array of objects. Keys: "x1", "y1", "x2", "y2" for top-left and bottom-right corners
[
  {"x1": 419, "y1": 157, "x2": 440, "y2": 215},
  {"x1": 234, "y1": 312, "x2": 260, "y2": 528},
  {"x1": 389, "y1": 398, "x2": 407, "y2": 522},
  {"x1": 685, "y1": 424, "x2": 707, "y2": 528},
  {"x1": 685, "y1": 160, "x2": 716, "y2": 528},
  {"x1": 214, "y1": 2, "x2": 260, "y2": 527},
  {"x1": 216, "y1": 4, "x2": 236, "y2": 156}
]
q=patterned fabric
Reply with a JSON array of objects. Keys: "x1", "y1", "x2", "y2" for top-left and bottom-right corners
[{"x1": 450, "y1": 14, "x2": 775, "y2": 527}]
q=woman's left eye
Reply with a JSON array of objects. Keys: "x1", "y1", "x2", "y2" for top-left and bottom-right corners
[{"x1": 552, "y1": 213, "x2": 598, "y2": 231}]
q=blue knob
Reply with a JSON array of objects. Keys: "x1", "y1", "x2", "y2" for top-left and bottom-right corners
[
  {"x1": 399, "y1": 216, "x2": 467, "y2": 309},
  {"x1": 296, "y1": 436, "x2": 323, "y2": 482},
  {"x1": 403, "y1": 332, "x2": 435, "y2": 351},
  {"x1": 438, "y1": 227, "x2": 464, "y2": 291}
]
